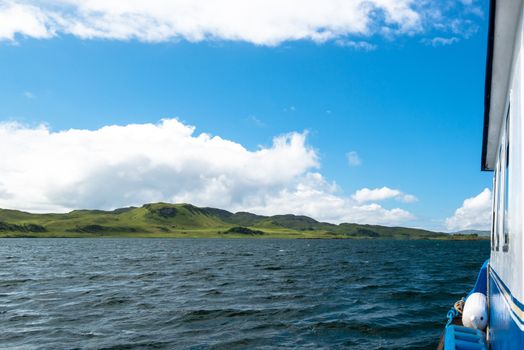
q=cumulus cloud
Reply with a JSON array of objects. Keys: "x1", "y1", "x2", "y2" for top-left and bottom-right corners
[
  {"x1": 0, "y1": 2, "x2": 54, "y2": 40},
  {"x1": 352, "y1": 187, "x2": 417, "y2": 203},
  {"x1": 0, "y1": 0, "x2": 479, "y2": 45},
  {"x1": 445, "y1": 188, "x2": 492, "y2": 231},
  {"x1": 0, "y1": 118, "x2": 415, "y2": 225},
  {"x1": 240, "y1": 172, "x2": 415, "y2": 225}
]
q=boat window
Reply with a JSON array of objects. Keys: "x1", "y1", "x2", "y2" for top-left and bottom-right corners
[{"x1": 502, "y1": 108, "x2": 510, "y2": 252}]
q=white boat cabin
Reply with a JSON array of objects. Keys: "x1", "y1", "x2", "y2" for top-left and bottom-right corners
[{"x1": 483, "y1": 0, "x2": 524, "y2": 346}]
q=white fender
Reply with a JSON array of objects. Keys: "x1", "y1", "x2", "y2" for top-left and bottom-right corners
[{"x1": 462, "y1": 292, "x2": 488, "y2": 330}]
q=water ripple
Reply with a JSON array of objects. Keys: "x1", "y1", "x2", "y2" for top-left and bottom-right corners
[{"x1": 0, "y1": 238, "x2": 489, "y2": 349}]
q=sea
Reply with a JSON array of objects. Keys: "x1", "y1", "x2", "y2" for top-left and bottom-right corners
[{"x1": 1, "y1": 238, "x2": 489, "y2": 349}]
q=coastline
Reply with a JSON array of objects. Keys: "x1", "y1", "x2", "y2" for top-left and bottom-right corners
[
  {"x1": 0, "y1": 203, "x2": 487, "y2": 240},
  {"x1": 0, "y1": 231, "x2": 487, "y2": 240}
]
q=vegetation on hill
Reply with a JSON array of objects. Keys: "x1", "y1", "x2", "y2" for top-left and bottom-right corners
[
  {"x1": 452, "y1": 230, "x2": 490, "y2": 237},
  {"x1": 221, "y1": 226, "x2": 265, "y2": 235},
  {"x1": 0, "y1": 203, "x2": 485, "y2": 239},
  {"x1": 0, "y1": 221, "x2": 47, "y2": 233}
]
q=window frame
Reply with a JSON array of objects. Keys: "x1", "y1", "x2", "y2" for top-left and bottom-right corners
[
  {"x1": 502, "y1": 106, "x2": 510, "y2": 252},
  {"x1": 494, "y1": 144, "x2": 502, "y2": 251},
  {"x1": 492, "y1": 103, "x2": 511, "y2": 253}
]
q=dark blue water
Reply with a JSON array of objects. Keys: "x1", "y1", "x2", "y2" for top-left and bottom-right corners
[{"x1": 1, "y1": 239, "x2": 489, "y2": 349}]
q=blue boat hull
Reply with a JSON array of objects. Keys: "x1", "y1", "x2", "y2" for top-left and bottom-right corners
[{"x1": 489, "y1": 269, "x2": 524, "y2": 349}]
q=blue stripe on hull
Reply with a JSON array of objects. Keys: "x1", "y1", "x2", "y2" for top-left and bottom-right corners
[{"x1": 489, "y1": 271, "x2": 524, "y2": 349}]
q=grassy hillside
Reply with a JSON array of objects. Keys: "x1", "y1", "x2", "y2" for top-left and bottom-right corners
[{"x1": 0, "y1": 202, "x2": 484, "y2": 239}]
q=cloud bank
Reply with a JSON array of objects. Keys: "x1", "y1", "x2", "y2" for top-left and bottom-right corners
[
  {"x1": 0, "y1": 118, "x2": 415, "y2": 225},
  {"x1": 445, "y1": 188, "x2": 491, "y2": 231},
  {"x1": 0, "y1": 0, "x2": 482, "y2": 45}
]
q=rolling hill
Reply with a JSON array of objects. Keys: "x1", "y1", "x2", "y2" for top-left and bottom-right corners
[{"x1": 0, "y1": 202, "x2": 483, "y2": 239}]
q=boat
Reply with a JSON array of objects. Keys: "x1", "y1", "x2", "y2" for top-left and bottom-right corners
[{"x1": 439, "y1": 0, "x2": 524, "y2": 348}]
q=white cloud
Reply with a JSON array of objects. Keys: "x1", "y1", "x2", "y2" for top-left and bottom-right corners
[
  {"x1": 346, "y1": 151, "x2": 362, "y2": 167},
  {"x1": 352, "y1": 186, "x2": 417, "y2": 203},
  {"x1": 459, "y1": 0, "x2": 483, "y2": 17},
  {"x1": 401, "y1": 194, "x2": 418, "y2": 203},
  {"x1": 336, "y1": 39, "x2": 377, "y2": 51},
  {"x1": 0, "y1": 1, "x2": 477, "y2": 45},
  {"x1": 0, "y1": 2, "x2": 54, "y2": 41},
  {"x1": 422, "y1": 36, "x2": 459, "y2": 47},
  {"x1": 445, "y1": 188, "x2": 492, "y2": 231},
  {"x1": 244, "y1": 173, "x2": 415, "y2": 225},
  {"x1": 0, "y1": 118, "x2": 415, "y2": 225}
]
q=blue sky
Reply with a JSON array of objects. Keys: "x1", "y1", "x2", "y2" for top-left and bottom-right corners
[{"x1": 0, "y1": 0, "x2": 492, "y2": 231}]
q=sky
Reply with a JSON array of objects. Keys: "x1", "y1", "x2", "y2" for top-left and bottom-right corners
[{"x1": 0, "y1": 0, "x2": 493, "y2": 231}]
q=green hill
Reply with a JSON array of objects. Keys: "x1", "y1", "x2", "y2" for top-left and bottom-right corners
[{"x1": 0, "y1": 202, "x2": 482, "y2": 239}]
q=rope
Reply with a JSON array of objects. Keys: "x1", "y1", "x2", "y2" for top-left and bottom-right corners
[{"x1": 446, "y1": 298, "x2": 465, "y2": 326}]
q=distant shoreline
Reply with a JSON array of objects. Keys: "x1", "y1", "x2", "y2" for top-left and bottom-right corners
[
  {"x1": 0, "y1": 202, "x2": 488, "y2": 240},
  {"x1": 0, "y1": 231, "x2": 488, "y2": 240}
]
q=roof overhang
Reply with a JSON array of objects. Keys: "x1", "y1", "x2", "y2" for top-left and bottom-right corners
[{"x1": 482, "y1": 0, "x2": 524, "y2": 171}]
